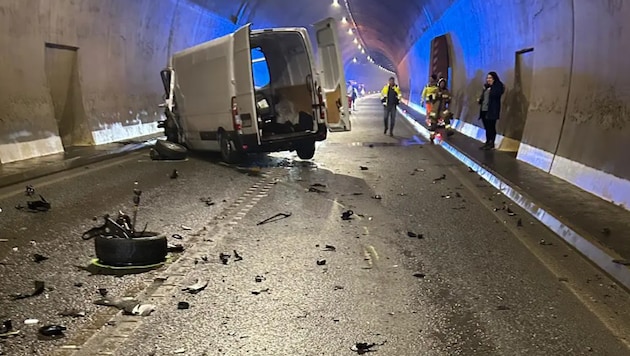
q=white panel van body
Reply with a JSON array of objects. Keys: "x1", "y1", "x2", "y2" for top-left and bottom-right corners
[{"x1": 158, "y1": 18, "x2": 350, "y2": 163}]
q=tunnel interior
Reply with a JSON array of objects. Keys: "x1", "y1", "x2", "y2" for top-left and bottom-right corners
[{"x1": 0, "y1": 0, "x2": 629, "y2": 210}]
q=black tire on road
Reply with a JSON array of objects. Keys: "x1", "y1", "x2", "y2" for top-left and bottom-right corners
[
  {"x1": 154, "y1": 139, "x2": 187, "y2": 160},
  {"x1": 94, "y1": 233, "x2": 168, "y2": 267},
  {"x1": 220, "y1": 132, "x2": 243, "y2": 164},
  {"x1": 296, "y1": 142, "x2": 316, "y2": 160}
]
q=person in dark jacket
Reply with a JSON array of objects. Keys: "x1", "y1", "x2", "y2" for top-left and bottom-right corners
[{"x1": 477, "y1": 71, "x2": 505, "y2": 150}]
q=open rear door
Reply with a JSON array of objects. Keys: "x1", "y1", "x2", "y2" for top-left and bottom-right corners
[
  {"x1": 313, "y1": 17, "x2": 351, "y2": 131},
  {"x1": 232, "y1": 24, "x2": 259, "y2": 142}
]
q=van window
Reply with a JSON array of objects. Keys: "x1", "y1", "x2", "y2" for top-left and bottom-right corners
[{"x1": 251, "y1": 47, "x2": 270, "y2": 89}]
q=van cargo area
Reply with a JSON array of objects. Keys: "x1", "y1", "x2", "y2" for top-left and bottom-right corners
[{"x1": 250, "y1": 31, "x2": 317, "y2": 142}]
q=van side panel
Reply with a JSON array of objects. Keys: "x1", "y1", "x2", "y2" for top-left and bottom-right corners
[
  {"x1": 172, "y1": 36, "x2": 234, "y2": 151},
  {"x1": 232, "y1": 25, "x2": 259, "y2": 142}
]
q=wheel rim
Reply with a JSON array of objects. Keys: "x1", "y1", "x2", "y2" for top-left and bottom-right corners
[{"x1": 221, "y1": 136, "x2": 232, "y2": 159}]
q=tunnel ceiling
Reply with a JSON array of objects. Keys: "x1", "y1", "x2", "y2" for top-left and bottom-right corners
[{"x1": 188, "y1": 0, "x2": 454, "y2": 73}]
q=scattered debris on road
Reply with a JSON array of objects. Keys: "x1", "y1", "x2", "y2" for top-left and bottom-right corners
[
  {"x1": 372, "y1": 195, "x2": 382, "y2": 200},
  {"x1": 251, "y1": 288, "x2": 270, "y2": 295},
  {"x1": 234, "y1": 250, "x2": 243, "y2": 261},
  {"x1": 341, "y1": 210, "x2": 354, "y2": 220},
  {"x1": 517, "y1": 218, "x2": 523, "y2": 227},
  {"x1": 308, "y1": 186, "x2": 326, "y2": 193},
  {"x1": 181, "y1": 225, "x2": 192, "y2": 230},
  {"x1": 11, "y1": 280, "x2": 45, "y2": 300},
  {"x1": 98, "y1": 288, "x2": 108, "y2": 297},
  {"x1": 38, "y1": 325, "x2": 66, "y2": 337},
  {"x1": 25, "y1": 185, "x2": 35, "y2": 196},
  {"x1": 539, "y1": 239, "x2": 553, "y2": 246},
  {"x1": 33, "y1": 254, "x2": 48, "y2": 263},
  {"x1": 59, "y1": 309, "x2": 86, "y2": 318},
  {"x1": 351, "y1": 341, "x2": 387, "y2": 354},
  {"x1": 0, "y1": 320, "x2": 19, "y2": 338},
  {"x1": 316, "y1": 259, "x2": 327, "y2": 266},
  {"x1": 507, "y1": 207, "x2": 516, "y2": 216},
  {"x1": 200, "y1": 197, "x2": 215, "y2": 206},
  {"x1": 170, "y1": 169, "x2": 179, "y2": 179},
  {"x1": 177, "y1": 301, "x2": 190, "y2": 310},
  {"x1": 167, "y1": 243, "x2": 184, "y2": 253},
  {"x1": 24, "y1": 319, "x2": 39, "y2": 325},
  {"x1": 255, "y1": 275, "x2": 266, "y2": 283},
  {"x1": 407, "y1": 231, "x2": 423, "y2": 239},
  {"x1": 413, "y1": 273, "x2": 426, "y2": 279},
  {"x1": 323, "y1": 245, "x2": 336, "y2": 251},
  {"x1": 16, "y1": 195, "x2": 51, "y2": 212},
  {"x1": 432, "y1": 174, "x2": 446, "y2": 183},
  {"x1": 172, "y1": 234, "x2": 183, "y2": 240},
  {"x1": 183, "y1": 279, "x2": 208, "y2": 294},
  {"x1": 257, "y1": 212, "x2": 292, "y2": 225},
  {"x1": 360, "y1": 166, "x2": 369, "y2": 170},
  {"x1": 219, "y1": 252, "x2": 231, "y2": 265},
  {"x1": 496, "y1": 305, "x2": 511, "y2": 311}
]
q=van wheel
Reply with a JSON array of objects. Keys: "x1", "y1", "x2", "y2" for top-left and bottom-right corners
[
  {"x1": 154, "y1": 139, "x2": 188, "y2": 160},
  {"x1": 220, "y1": 133, "x2": 243, "y2": 163},
  {"x1": 296, "y1": 142, "x2": 316, "y2": 160},
  {"x1": 94, "y1": 233, "x2": 167, "y2": 267}
]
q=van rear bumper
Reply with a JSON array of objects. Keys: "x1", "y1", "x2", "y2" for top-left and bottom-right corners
[{"x1": 235, "y1": 124, "x2": 327, "y2": 153}]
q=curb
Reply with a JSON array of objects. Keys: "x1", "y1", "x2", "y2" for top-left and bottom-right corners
[
  {"x1": 397, "y1": 106, "x2": 630, "y2": 291},
  {"x1": 0, "y1": 141, "x2": 156, "y2": 189}
]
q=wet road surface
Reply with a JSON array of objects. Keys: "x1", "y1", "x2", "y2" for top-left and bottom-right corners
[{"x1": 1, "y1": 97, "x2": 630, "y2": 355}]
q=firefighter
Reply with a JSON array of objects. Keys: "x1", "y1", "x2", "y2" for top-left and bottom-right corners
[
  {"x1": 429, "y1": 78, "x2": 455, "y2": 143},
  {"x1": 380, "y1": 77, "x2": 402, "y2": 136},
  {"x1": 421, "y1": 74, "x2": 439, "y2": 122}
]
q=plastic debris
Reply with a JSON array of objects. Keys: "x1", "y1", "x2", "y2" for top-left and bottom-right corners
[
  {"x1": 33, "y1": 254, "x2": 48, "y2": 263},
  {"x1": 131, "y1": 304, "x2": 156, "y2": 316},
  {"x1": 24, "y1": 319, "x2": 39, "y2": 325},
  {"x1": 11, "y1": 280, "x2": 45, "y2": 300},
  {"x1": 256, "y1": 212, "x2": 292, "y2": 225},
  {"x1": 181, "y1": 225, "x2": 192, "y2": 230},
  {"x1": 182, "y1": 279, "x2": 208, "y2": 294},
  {"x1": 39, "y1": 324, "x2": 66, "y2": 337}
]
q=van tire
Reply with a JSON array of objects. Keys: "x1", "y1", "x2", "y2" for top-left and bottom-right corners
[
  {"x1": 296, "y1": 142, "x2": 316, "y2": 160},
  {"x1": 94, "y1": 233, "x2": 167, "y2": 267},
  {"x1": 219, "y1": 132, "x2": 243, "y2": 164},
  {"x1": 154, "y1": 140, "x2": 188, "y2": 160}
]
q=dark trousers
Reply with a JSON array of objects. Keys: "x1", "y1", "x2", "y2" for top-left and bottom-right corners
[
  {"x1": 384, "y1": 106, "x2": 397, "y2": 131},
  {"x1": 480, "y1": 111, "x2": 497, "y2": 146}
]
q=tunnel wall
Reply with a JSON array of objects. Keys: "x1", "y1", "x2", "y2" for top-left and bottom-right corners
[
  {"x1": 398, "y1": 0, "x2": 630, "y2": 209},
  {"x1": 0, "y1": 0, "x2": 239, "y2": 163}
]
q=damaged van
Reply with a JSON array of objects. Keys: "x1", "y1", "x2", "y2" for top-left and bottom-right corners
[{"x1": 158, "y1": 18, "x2": 350, "y2": 163}]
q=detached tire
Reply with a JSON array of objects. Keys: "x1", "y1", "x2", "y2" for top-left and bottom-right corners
[
  {"x1": 95, "y1": 233, "x2": 167, "y2": 267},
  {"x1": 296, "y1": 142, "x2": 316, "y2": 160},
  {"x1": 154, "y1": 140, "x2": 187, "y2": 160}
]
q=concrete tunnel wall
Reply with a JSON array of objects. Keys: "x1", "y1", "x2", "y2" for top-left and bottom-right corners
[
  {"x1": 397, "y1": 0, "x2": 630, "y2": 210},
  {"x1": 0, "y1": 0, "x2": 240, "y2": 164}
]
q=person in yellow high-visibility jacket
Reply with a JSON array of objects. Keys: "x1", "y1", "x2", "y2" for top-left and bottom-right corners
[
  {"x1": 421, "y1": 74, "x2": 439, "y2": 122},
  {"x1": 380, "y1": 77, "x2": 402, "y2": 136}
]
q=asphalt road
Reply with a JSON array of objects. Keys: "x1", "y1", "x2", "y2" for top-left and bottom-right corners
[{"x1": 2, "y1": 97, "x2": 630, "y2": 356}]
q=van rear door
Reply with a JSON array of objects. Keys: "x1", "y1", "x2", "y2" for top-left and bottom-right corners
[
  {"x1": 313, "y1": 17, "x2": 351, "y2": 131},
  {"x1": 232, "y1": 24, "x2": 259, "y2": 143}
]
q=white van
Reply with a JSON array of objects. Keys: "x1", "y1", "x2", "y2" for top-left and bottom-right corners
[{"x1": 158, "y1": 18, "x2": 350, "y2": 163}]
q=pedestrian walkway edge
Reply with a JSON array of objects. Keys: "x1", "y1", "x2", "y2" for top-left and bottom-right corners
[
  {"x1": 0, "y1": 141, "x2": 155, "y2": 189},
  {"x1": 397, "y1": 106, "x2": 630, "y2": 291}
]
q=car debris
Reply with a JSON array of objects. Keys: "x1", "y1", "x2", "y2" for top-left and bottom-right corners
[
  {"x1": 11, "y1": 280, "x2": 45, "y2": 300},
  {"x1": 167, "y1": 243, "x2": 185, "y2": 253},
  {"x1": 15, "y1": 195, "x2": 51, "y2": 212},
  {"x1": 517, "y1": 218, "x2": 523, "y2": 227},
  {"x1": 200, "y1": 197, "x2": 215, "y2": 206},
  {"x1": 39, "y1": 324, "x2": 66, "y2": 337},
  {"x1": 0, "y1": 320, "x2": 19, "y2": 338},
  {"x1": 360, "y1": 166, "x2": 369, "y2": 170},
  {"x1": 170, "y1": 169, "x2": 179, "y2": 179},
  {"x1": 182, "y1": 279, "x2": 208, "y2": 294},
  {"x1": 172, "y1": 234, "x2": 183, "y2": 240},
  {"x1": 181, "y1": 225, "x2": 192, "y2": 230},
  {"x1": 334, "y1": 285, "x2": 344, "y2": 290},
  {"x1": 251, "y1": 288, "x2": 270, "y2": 295},
  {"x1": 507, "y1": 207, "x2": 516, "y2": 216},
  {"x1": 94, "y1": 297, "x2": 155, "y2": 316},
  {"x1": 311, "y1": 183, "x2": 326, "y2": 188},
  {"x1": 496, "y1": 305, "x2": 511, "y2": 311},
  {"x1": 219, "y1": 253, "x2": 231, "y2": 265},
  {"x1": 432, "y1": 174, "x2": 446, "y2": 183},
  {"x1": 98, "y1": 288, "x2": 108, "y2": 297},
  {"x1": 33, "y1": 253, "x2": 48, "y2": 263},
  {"x1": 256, "y1": 212, "x2": 292, "y2": 225},
  {"x1": 234, "y1": 250, "x2": 243, "y2": 261},
  {"x1": 316, "y1": 259, "x2": 327, "y2": 266},
  {"x1": 255, "y1": 275, "x2": 266, "y2": 283},
  {"x1": 131, "y1": 304, "x2": 156, "y2": 316},
  {"x1": 539, "y1": 239, "x2": 553, "y2": 246},
  {"x1": 372, "y1": 195, "x2": 382, "y2": 200},
  {"x1": 177, "y1": 301, "x2": 190, "y2": 310},
  {"x1": 58, "y1": 309, "x2": 86, "y2": 318},
  {"x1": 24, "y1": 319, "x2": 39, "y2": 325},
  {"x1": 407, "y1": 231, "x2": 423, "y2": 239},
  {"x1": 350, "y1": 341, "x2": 387, "y2": 354},
  {"x1": 25, "y1": 185, "x2": 35, "y2": 196},
  {"x1": 413, "y1": 273, "x2": 426, "y2": 279},
  {"x1": 341, "y1": 210, "x2": 354, "y2": 220},
  {"x1": 308, "y1": 186, "x2": 326, "y2": 193},
  {"x1": 323, "y1": 245, "x2": 336, "y2": 251}
]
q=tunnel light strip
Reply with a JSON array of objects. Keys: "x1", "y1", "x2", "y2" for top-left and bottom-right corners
[{"x1": 397, "y1": 106, "x2": 630, "y2": 291}]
